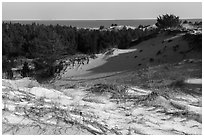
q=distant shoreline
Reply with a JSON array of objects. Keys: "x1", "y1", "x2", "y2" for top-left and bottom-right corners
[{"x1": 2, "y1": 19, "x2": 202, "y2": 28}]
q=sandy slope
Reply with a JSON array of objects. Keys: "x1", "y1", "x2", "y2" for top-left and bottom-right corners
[
  {"x1": 2, "y1": 31, "x2": 202, "y2": 135},
  {"x1": 59, "y1": 32, "x2": 201, "y2": 81},
  {"x1": 2, "y1": 78, "x2": 202, "y2": 135}
]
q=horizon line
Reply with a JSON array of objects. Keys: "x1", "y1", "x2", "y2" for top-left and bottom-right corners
[{"x1": 2, "y1": 17, "x2": 202, "y2": 21}]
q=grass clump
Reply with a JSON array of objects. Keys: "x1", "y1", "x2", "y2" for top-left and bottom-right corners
[
  {"x1": 169, "y1": 79, "x2": 185, "y2": 88},
  {"x1": 87, "y1": 83, "x2": 127, "y2": 99}
]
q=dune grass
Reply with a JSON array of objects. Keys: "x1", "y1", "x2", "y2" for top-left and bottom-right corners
[{"x1": 67, "y1": 59, "x2": 202, "y2": 99}]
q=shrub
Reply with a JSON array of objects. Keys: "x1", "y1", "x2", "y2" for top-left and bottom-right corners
[
  {"x1": 149, "y1": 58, "x2": 154, "y2": 62},
  {"x1": 156, "y1": 50, "x2": 162, "y2": 55},
  {"x1": 138, "y1": 25, "x2": 144, "y2": 29},
  {"x1": 194, "y1": 21, "x2": 202, "y2": 26},
  {"x1": 99, "y1": 25, "x2": 105, "y2": 30},
  {"x1": 183, "y1": 20, "x2": 188, "y2": 24},
  {"x1": 33, "y1": 58, "x2": 60, "y2": 80},
  {"x1": 182, "y1": 33, "x2": 202, "y2": 51},
  {"x1": 169, "y1": 79, "x2": 185, "y2": 88},
  {"x1": 111, "y1": 24, "x2": 118, "y2": 26},
  {"x1": 105, "y1": 49, "x2": 115, "y2": 55},
  {"x1": 2, "y1": 56, "x2": 14, "y2": 79},
  {"x1": 173, "y1": 45, "x2": 179, "y2": 52},
  {"x1": 90, "y1": 54, "x2": 97, "y2": 59},
  {"x1": 156, "y1": 14, "x2": 181, "y2": 29},
  {"x1": 167, "y1": 39, "x2": 172, "y2": 43},
  {"x1": 87, "y1": 83, "x2": 127, "y2": 99}
]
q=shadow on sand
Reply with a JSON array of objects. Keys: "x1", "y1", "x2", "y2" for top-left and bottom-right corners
[{"x1": 87, "y1": 49, "x2": 145, "y2": 74}]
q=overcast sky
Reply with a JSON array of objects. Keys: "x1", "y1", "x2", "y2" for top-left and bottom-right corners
[{"x1": 2, "y1": 2, "x2": 202, "y2": 20}]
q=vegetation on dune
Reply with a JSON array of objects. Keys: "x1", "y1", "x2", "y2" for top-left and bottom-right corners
[
  {"x1": 88, "y1": 83, "x2": 127, "y2": 98},
  {"x1": 182, "y1": 33, "x2": 202, "y2": 51},
  {"x1": 2, "y1": 22, "x2": 153, "y2": 58},
  {"x1": 2, "y1": 14, "x2": 201, "y2": 81},
  {"x1": 2, "y1": 22, "x2": 157, "y2": 80},
  {"x1": 78, "y1": 59, "x2": 201, "y2": 94},
  {"x1": 156, "y1": 14, "x2": 181, "y2": 29},
  {"x1": 2, "y1": 13, "x2": 202, "y2": 135}
]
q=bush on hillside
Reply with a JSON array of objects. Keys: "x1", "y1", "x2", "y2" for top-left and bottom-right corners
[
  {"x1": 156, "y1": 50, "x2": 162, "y2": 56},
  {"x1": 169, "y1": 79, "x2": 185, "y2": 88},
  {"x1": 99, "y1": 25, "x2": 105, "y2": 30},
  {"x1": 33, "y1": 57, "x2": 62, "y2": 80},
  {"x1": 183, "y1": 20, "x2": 188, "y2": 24},
  {"x1": 149, "y1": 58, "x2": 154, "y2": 62},
  {"x1": 87, "y1": 83, "x2": 127, "y2": 99},
  {"x1": 156, "y1": 14, "x2": 181, "y2": 29},
  {"x1": 194, "y1": 21, "x2": 202, "y2": 26},
  {"x1": 182, "y1": 33, "x2": 202, "y2": 51}
]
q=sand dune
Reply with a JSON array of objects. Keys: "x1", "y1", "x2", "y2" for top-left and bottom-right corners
[
  {"x1": 60, "y1": 32, "x2": 201, "y2": 80},
  {"x1": 2, "y1": 78, "x2": 202, "y2": 135},
  {"x1": 2, "y1": 30, "x2": 202, "y2": 135}
]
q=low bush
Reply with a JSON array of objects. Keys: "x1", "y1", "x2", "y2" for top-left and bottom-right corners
[
  {"x1": 182, "y1": 33, "x2": 202, "y2": 51},
  {"x1": 156, "y1": 50, "x2": 162, "y2": 55},
  {"x1": 169, "y1": 79, "x2": 185, "y2": 88},
  {"x1": 87, "y1": 83, "x2": 127, "y2": 99},
  {"x1": 149, "y1": 58, "x2": 154, "y2": 62}
]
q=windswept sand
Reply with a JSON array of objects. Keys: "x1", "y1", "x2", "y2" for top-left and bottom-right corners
[{"x1": 2, "y1": 78, "x2": 202, "y2": 135}]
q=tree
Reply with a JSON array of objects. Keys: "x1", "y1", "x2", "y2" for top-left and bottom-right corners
[
  {"x1": 22, "y1": 62, "x2": 30, "y2": 77},
  {"x1": 155, "y1": 14, "x2": 181, "y2": 29},
  {"x1": 138, "y1": 25, "x2": 144, "y2": 29},
  {"x1": 99, "y1": 25, "x2": 105, "y2": 30},
  {"x1": 111, "y1": 24, "x2": 117, "y2": 27},
  {"x1": 183, "y1": 20, "x2": 188, "y2": 24}
]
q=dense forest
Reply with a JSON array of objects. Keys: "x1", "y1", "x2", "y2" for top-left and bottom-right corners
[
  {"x1": 2, "y1": 22, "x2": 157, "y2": 59},
  {"x1": 2, "y1": 22, "x2": 158, "y2": 79}
]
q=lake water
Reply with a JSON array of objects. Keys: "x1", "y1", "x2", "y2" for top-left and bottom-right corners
[{"x1": 3, "y1": 19, "x2": 201, "y2": 28}]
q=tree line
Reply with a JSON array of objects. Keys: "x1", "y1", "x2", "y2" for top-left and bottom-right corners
[
  {"x1": 2, "y1": 22, "x2": 157, "y2": 69},
  {"x1": 3, "y1": 13, "x2": 187, "y2": 61},
  {"x1": 3, "y1": 14, "x2": 185, "y2": 80}
]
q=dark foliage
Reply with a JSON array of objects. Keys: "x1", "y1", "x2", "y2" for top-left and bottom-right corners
[
  {"x1": 194, "y1": 21, "x2": 202, "y2": 26},
  {"x1": 130, "y1": 32, "x2": 159, "y2": 47},
  {"x1": 2, "y1": 22, "x2": 157, "y2": 80},
  {"x1": 156, "y1": 14, "x2": 181, "y2": 29},
  {"x1": 149, "y1": 58, "x2": 154, "y2": 62},
  {"x1": 169, "y1": 79, "x2": 185, "y2": 88},
  {"x1": 87, "y1": 83, "x2": 127, "y2": 99},
  {"x1": 22, "y1": 62, "x2": 30, "y2": 77},
  {"x1": 173, "y1": 45, "x2": 179, "y2": 52},
  {"x1": 183, "y1": 20, "x2": 188, "y2": 24},
  {"x1": 156, "y1": 50, "x2": 162, "y2": 56},
  {"x1": 99, "y1": 25, "x2": 105, "y2": 30},
  {"x1": 167, "y1": 39, "x2": 173, "y2": 43},
  {"x1": 111, "y1": 24, "x2": 118, "y2": 26},
  {"x1": 182, "y1": 33, "x2": 202, "y2": 52}
]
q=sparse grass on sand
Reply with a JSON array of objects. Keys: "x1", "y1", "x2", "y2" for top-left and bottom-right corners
[
  {"x1": 2, "y1": 59, "x2": 202, "y2": 135},
  {"x1": 68, "y1": 60, "x2": 201, "y2": 89}
]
